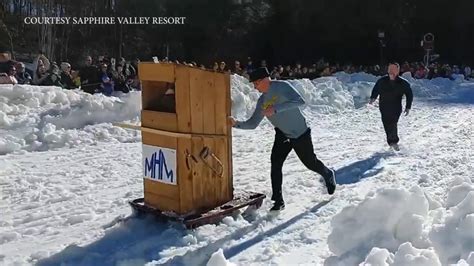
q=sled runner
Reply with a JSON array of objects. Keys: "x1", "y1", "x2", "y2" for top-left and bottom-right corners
[{"x1": 130, "y1": 191, "x2": 265, "y2": 229}]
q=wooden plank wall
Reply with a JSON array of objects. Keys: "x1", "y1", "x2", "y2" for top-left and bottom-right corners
[
  {"x1": 175, "y1": 66, "x2": 192, "y2": 133},
  {"x1": 141, "y1": 110, "x2": 178, "y2": 132},
  {"x1": 189, "y1": 69, "x2": 205, "y2": 134},
  {"x1": 139, "y1": 63, "x2": 175, "y2": 83},
  {"x1": 177, "y1": 138, "x2": 193, "y2": 213},
  {"x1": 139, "y1": 63, "x2": 234, "y2": 214}
]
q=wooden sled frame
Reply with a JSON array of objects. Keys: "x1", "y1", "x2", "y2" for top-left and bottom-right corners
[{"x1": 129, "y1": 191, "x2": 265, "y2": 229}]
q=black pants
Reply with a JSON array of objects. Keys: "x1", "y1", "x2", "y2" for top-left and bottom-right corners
[
  {"x1": 381, "y1": 110, "x2": 401, "y2": 145},
  {"x1": 270, "y1": 128, "x2": 330, "y2": 202}
]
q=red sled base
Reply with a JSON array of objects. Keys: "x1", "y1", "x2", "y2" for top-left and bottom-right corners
[{"x1": 129, "y1": 191, "x2": 266, "y2": 229}]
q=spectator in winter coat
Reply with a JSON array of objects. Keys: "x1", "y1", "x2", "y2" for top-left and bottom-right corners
[
  {"x1": 113, "y1": 64, "x2": 130, "y2": 93},
  {"x1": 320, "y1": 67, "x2": 331, "y2": 77},
  {"x1": 71, "y1": 70, "x2": 81, "y2": 88},
  {"x1": 60, "y1": 62, "x2": 76, "y2": 89},
  {"x1": 131, "y1": 58, "x2": 140, "y2": 73},
  {"x1": 32, "y1": 54, "x2": 50, "y2": 84},
  {"x1": 233, "y1": 61, "x2": 244, "y2": 75},
  {"x1": 464, "y1": 66, "x2": 472, "y2": 80},
  {"x1": 0, "y1": 65, "x2": 18, "y2": 84},
  {"x1": 219, "y1": 61, "x2": 228, "y2": 72},
  {"x1": 0, "y1": 52, "x2": 13, "y2": 73},
  {"x1": 281, "y1": 65, "x2": 291, "y2": 79},
  {"x1": 15, "y1": 62, "x2": 32, "y2": 84},
  {"x1": 414, "y1": 66, "x2": 427, "y2": 79},
  {"x1": 99, "y1": 64, "x2": 114, "y2": 96},
  {"x1": 123, "y1": 61, "x2": 136, "y2": 79},
  {"x1": 42, "y1": 64, "x2": 65, "y2": 87},
  {"x1": 33, "y1": 63, "x2": 49, "y2": 85},
  {"x1": 270, "y1": 67, "x2": 280, "y2": 79},
  {"x1": 80, "y1": 56, "x2": 100, "y2": 94},
  {"x1": 301, "y1": 67, "x2": 309, "y2": 78},
  {"x1": 245, "y1": 57, "x2": 255, "y2": 73},
  {"x1": 0, "y1": 52, "x2": 17, "y2": 80},
  {"x1": 212, "y1": 62, "x2": 219, "y2": 71}
]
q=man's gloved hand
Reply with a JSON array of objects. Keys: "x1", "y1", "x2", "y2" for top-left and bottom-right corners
[
  {"x1": 368, "y1": 98, "x2": 376, "y2": 105},
  {"x1": 262, "y1": 106, "x2": 275, "y2": 117},
  {"x1": 228, "y1": 116, "x2": 237, "y2": 127},
  {"x1": 404, "y1": 108, "x2": 410, "y2": 116}
]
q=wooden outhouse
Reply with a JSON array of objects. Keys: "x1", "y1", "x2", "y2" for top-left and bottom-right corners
[{"x1": 138, "y1": 63, "x2": 233, "y2": 215}]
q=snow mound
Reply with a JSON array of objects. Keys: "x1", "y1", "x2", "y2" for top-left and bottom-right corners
[
  {"x1": 231, "y1": 72, "x2": 471, "y2": 122},
  {"x1": 0, "y1": 84, "x2": 141, "y2": 154},
  {"x1": 231, "y1": 75, "x2": 357, "y2": 119},
  {"x1": 334, "y1": 71, "x2": 379, "y2": 84},
  {"x1": 430, "y1": 190, "x2": 474, "y2": 264},
  {"x1": 362, "y1": 242, "x2": 441, "y2": 266},
  {"x1": 327, "y1": 177, "x2": 474, "y2": 265},
  {"x1": 206, "y1": 249, "x2": 235, "y2": 266},
  {"x1": 400, "y1": 73, "x2": 463, "y2": 98},
  {"x1": 1, "y1": 73, "x2": 470, "y2": 155},
  {"x1": 326, "y1": 186, "x2": 430, "y2": 265}
]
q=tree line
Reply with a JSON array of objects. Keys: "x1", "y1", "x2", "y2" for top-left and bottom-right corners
[{"x1": 1, "y1": 0, "x2": 473, "y2": 66}]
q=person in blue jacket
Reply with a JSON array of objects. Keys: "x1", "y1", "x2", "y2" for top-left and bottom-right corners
[
  {"x1": 99, "y1": 63, "x2": 114, "y2": 96},
  {"x1": 230, "y1": 67, "x2": 336, "y2": 211}
]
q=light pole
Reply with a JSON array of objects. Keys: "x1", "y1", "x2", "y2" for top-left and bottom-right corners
[
  {"x1": 421, "y1": 33, "x2": 435, "y2": 66},
  {"x1": 378, "y1": 30, "x2": 386, "y2": 66}
]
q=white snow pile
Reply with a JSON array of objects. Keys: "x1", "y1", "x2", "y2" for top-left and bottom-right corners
[
  {"x1": 333, "y1": 71, "x2": 379, "y2": 84},
  {"x1": 206, "y1": 249, "x2": 236, "y2": 266},
  {"x1": 231, "y1": 72, "x2": 471, "y2": 121},
  {"x1": 231, "y1": 74, "x2": 356, "y2": 119},
  {"x1": 0, "y1": 84, "x2": 141, "y2": 154},
  {"x1": 326, "y1": 177, "x2": 474, "y2": 266},
  {"x1": 1, "y1": 73, "x2": 470, "y2": 155},
  {"x1": 400, "y1": 72, "x2": 466, "y2": 98}
]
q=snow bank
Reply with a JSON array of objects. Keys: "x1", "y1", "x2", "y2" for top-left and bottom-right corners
[
  {"x1": 326, "y1": 177, "x2": 474, "y2": 265},
  {"x1": 1, "y1": 73, "x2": 470, "y2": 155},
  {"x1": 326, "y1": 186, "x2": 430, "y2": 265},
  {"x1": 362, "y1": 242, "x2": 441, "y2": 266},
  {"x1": 0, "y1": 84, "x2": 141, "y2": 154},
  {"x1": 231, "y1": 74, "x2": 356, "y2": 119},
  {"x1": 206, "y1": 249, "x2": 235, "y2": 266},
  {"x1": 232, "y1": 72, "x2": 472, "y2": 122},
  {"x1": 429, "y1": 177, "x2": 474, "y2": 264},
  {"x1": 333, "y1": 71, "x2": 379, "y2": 84}
]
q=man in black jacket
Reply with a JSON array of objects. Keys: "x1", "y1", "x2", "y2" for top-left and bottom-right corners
[
  {"x1": 80, "y1": 56, "x2": 100, "y2": 94},
  {"x1": 369, "y1": 62, "x2": 413, "y2": 151},
  {"x1": 15, "y1": 62, "x2": 32, "y2": 84}
]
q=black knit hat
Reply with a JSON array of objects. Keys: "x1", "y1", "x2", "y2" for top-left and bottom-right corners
[{"x1": 249, "y1": 67, "x2": 270, "y2": 82}]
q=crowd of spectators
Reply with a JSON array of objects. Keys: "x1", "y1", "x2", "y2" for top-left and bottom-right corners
[
  {"x1": 208, "y1": 58, "x2": 473, "y2": 81},
  {"x1": 0, "y1": 51, "x2": 141, "y2": 95},
  {"x1": 1, "y1": 51, "x2": 472, "y2": 97},
  {"x1": 158, "y1": 56, "x2": 473, "y2": 81}
]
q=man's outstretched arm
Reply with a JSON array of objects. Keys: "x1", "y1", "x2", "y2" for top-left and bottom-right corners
[
  {"x1": 404, "y1": 83, "x2": 413, "y2": 115},
  {"x1": 233, "y1": 97, "x2": 265, "y2": 129},
  {"x1": 404, "y1": 84, "x2": 413, "y2": 110},
  {"x1": 369, "y1": 80, "x2": 381, "y2": 104}
]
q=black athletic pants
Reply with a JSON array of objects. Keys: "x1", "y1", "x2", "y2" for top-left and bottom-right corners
[
  {"x1": 381, "y1": 109, "x2": 401, "y2": 145},
  {"x1": 270, "y1": 128, "x2": 330, "y2": 203}
]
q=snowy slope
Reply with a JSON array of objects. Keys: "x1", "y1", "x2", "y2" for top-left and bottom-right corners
[
  {"x1": 0, "y1": 86, "x2": 141, "y2": 154},
  {"x1": 0, "y1": 74, "x2": 473, "y2": 266}
]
